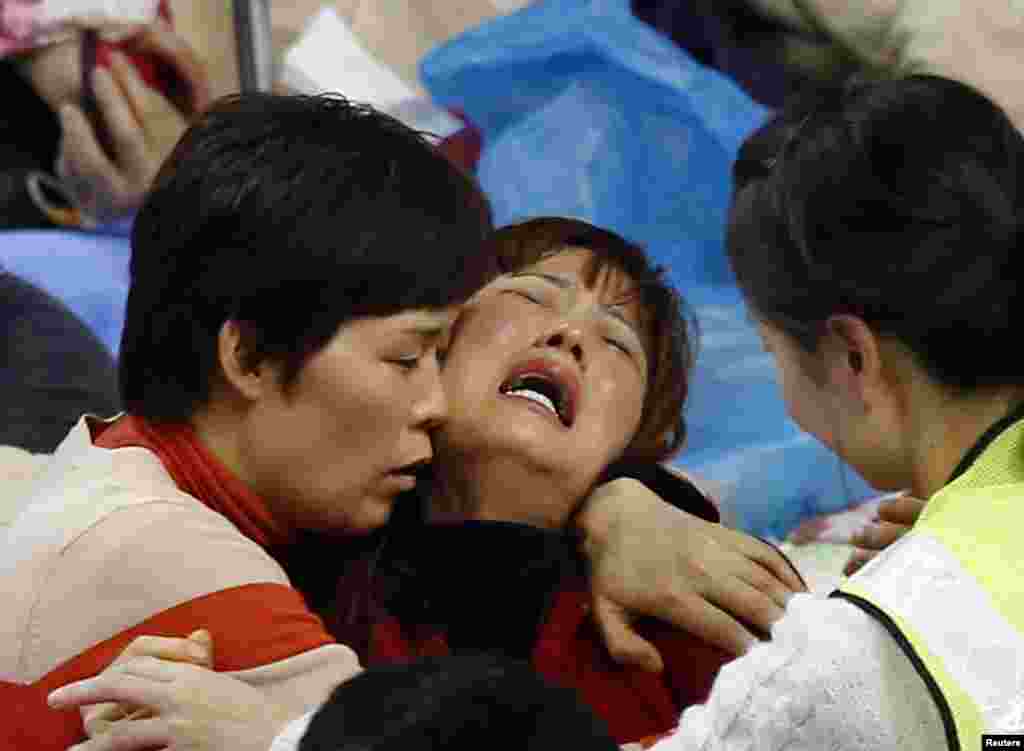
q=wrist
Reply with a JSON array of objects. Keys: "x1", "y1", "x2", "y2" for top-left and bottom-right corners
[{"x1": 574, "y1": 477, "x2": 658, "y2": 551}]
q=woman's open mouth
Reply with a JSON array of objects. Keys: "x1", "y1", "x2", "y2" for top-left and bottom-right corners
[{"x1": 498, "y1": 358, "x2": 578, "y2": 427}]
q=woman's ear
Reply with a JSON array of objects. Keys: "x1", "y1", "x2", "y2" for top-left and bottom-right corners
[
  {"x1": 822, "y1": 314, "x2": 884, "y2": 411},
  {"x1": 216, "y1": 320, "x2": 274, "y2": 402}
]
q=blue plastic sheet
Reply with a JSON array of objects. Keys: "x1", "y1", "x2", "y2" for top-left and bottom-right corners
[
  {"x1": 1, "y1": 226, "x2": 131, "y2": 355},
  {"x1": 421, "y1": 0, "x2": 873, "y2": 537}
]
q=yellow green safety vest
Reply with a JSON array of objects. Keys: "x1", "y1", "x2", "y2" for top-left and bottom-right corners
[{"x1": 833, "y1": 412, "x2": 1024, "y2": 751}]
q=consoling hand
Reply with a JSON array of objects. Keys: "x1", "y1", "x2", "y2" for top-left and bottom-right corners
[
  {"x1": 77, "y1": 631, "x2": 214, "y2": 736},
  {"x1": 843, "y1": 494, "x2": 926, "y2": 575},
  {"x1": 48, "y1": 632, "x2": 297, "y2": 751},
  {"x1": 576, "y1": 478, "x2": 807, "y2": 670}
]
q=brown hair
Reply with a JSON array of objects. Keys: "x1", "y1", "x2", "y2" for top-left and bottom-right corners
[{"x1": 484, "y1": 217, "x2": 695, "y2": 462}]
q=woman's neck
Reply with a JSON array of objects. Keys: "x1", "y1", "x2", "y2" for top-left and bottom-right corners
[
  {"x1": 190, "y1": 404, "x2": 249, "y2": 484},
  {"x1": 909, "y1": 384, "x2": 1024, "y2": 498},
  {"x1": 428, "y1": 449, "x2": 570, "y2": 530}
]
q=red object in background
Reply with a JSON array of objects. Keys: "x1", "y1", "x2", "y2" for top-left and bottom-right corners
[
  {"x1": 92, "y1": 0, "x2": 177, "y2": 90},
  {"x1": 438, "y1": 110, "x2": 483, "y2": 173},
  {"x1": 80, "y1": 0, "x2": 189, "y2": 156}
]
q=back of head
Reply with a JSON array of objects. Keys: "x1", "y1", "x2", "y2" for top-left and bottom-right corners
[
  {"x1": 487, "y1": 217, "x2": 696, "y2": 461},
  {"x1": 121, "y1": 93, "x2": 494, "y2": 422},
  {"x1": 298, "y1": 654, "x2": 619, "y2": 751},
  {"x1": 728, "y1": 75, "x2": 1024, "y2": 392}
]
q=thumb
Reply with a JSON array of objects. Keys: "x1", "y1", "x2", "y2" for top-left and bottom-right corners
[
  {"x1": 186, "y1": 629, "x2": 214, "y2": 667},
  {"x1": 843, "y1": 548, "x2": 876, "y2": 577},
  {"x1": 592, "y1": 597, "x2": 664, "y2": 674}
]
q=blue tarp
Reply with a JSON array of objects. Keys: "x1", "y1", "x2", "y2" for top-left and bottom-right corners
[
  {"x1": 1, "y1": 224, "x2": 131, "y2": 356},
  {"x1": 421, "y1": 0, "x2": 873, "y2": 537}
]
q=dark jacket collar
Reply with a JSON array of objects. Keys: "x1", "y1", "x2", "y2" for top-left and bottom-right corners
[{"x1": 369, "y1": 499, "x2": 585, "y2": 659}]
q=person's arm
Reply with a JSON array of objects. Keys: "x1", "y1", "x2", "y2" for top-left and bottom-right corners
[
  {"x1": 649, "y1": 593, "x2": 945, "y2": 751},
  {"x1": 572, "y1": 476, "x2": 806, "y2": 670},
  {"x1": 49, "y1": 593, "x2": 945, "y2": 751},
  {"x1": 49, "y1": 652, "x2": 302, "y2": 751},
  {"x1": 16, "y1": 498, "x2": 360, "y2": 749}
]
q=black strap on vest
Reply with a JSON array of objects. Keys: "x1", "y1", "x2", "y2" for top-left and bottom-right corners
[
  {"x1": 827, "y1": 401, "x2": 1024, "y2": 751},
  {"x1": 828, "y1": 590, "x2": 959, "y2": 751},
  {"x1": 947, "y1": 401, "x2": 1024, "y2": 485}
]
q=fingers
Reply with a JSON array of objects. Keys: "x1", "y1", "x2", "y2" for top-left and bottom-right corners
[
  {"x1": 843, "y1": 548, "x2": 876, "y2": 577},
  {"x1": 57, "y1": 102, "x2": 123, "y2": 210},
  {"x1": 850, "y1": 520, "x2": 907, "y2": 551},
  {"x1": 130, "y1": 19, "x2": 212, "y2": 114},
  {"x1": 76, "y1": 632, "x2": 213, "y2": 734},
  {"x1": 91, "y1": 63, "x2": 151, "y2": 173},
  {"x1": 188, "y1": 629, "x2": 215, "y2": 663},
  {"x1": 876, "y1": 495, "x2": 926, "y2": 526},
  {"x1": 48, "y1": 669, "x2": 172, "y2": 712},
  {"x1": 109, "y1": 49, "x2": 180, "y2": 126},
  {"x1": 725, "y1": 529, "x2": 808, "y2": 596},
  {"x1": 116, "y1": 631, "x2": 213, "y2": 668},
  {"x1": 695, "y1": 573, "x2": 781, "y2": 646},
  {"x1": 732, "y1": 559, "x2": 794, "y2": 615},
  {"x1": 737, "y1": 545, "x2": 805, "y2": 608},
  {"x1": 68, "y1": 717, "x2": 170, "y2": 751},
  {"x1": 641, "y1": 586, "x2": 758, "y2": 658},
  {"x1": 592, "y1": 597, "x2": 664, "y2": 673},
  {"x1": 83, "y1": 701, "x2": 138, "y2": 738}
]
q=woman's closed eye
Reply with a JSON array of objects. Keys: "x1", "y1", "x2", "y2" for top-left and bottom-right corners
[
  {"x1": 390, "y1": 356, "x2": 422, "y2": 371},
  {"x1": 605, "y1": 336, "x2": 632, "y2": 356},
  {"x1": 506, "y1": 288, "x2": 544, "y2": 305}
]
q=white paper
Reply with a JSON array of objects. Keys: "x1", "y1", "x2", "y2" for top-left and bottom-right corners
[
  {"x1": 281, "y1": 6, "x2": 463, "y2": 139},
  {"x1": 281, "y1": 5, "x2": 417, "y2": 111}
]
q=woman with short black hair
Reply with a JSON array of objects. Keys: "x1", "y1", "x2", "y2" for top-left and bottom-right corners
[
  {"x1": 4, "y1": 91, "x2": 802, "y2": 751},
  {"x1": 1, "y1": 91, "x2": 494, "y2": 751},
  {"x1": 53, "y1": 74, "x2": 1024, "y2": 751}
]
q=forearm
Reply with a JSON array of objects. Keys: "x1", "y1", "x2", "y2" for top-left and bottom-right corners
[{"x1": 651, "y1": 594, "x2": 944, "y2": 751}]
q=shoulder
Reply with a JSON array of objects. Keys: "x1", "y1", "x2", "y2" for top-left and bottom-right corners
[
  {"x1": 651, "y1": 593, "x2": 946, "y2": 751},
  {"x1": 10, "y1": 424, "x2": 271, "y2": 569},
  {"x1": 0, "y1": 445, "x2": 48, "y2": 527},
  {"x1": 5, "y1": 428, "x2": 290, "y2": 679}
]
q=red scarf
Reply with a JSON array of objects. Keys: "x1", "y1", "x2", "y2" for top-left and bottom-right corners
[{"x1": 92, "y1": 414, "x2": 295, "y2": 549}]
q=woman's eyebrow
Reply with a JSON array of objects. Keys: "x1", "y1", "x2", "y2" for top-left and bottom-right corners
[
  {"x1": 512, "y1": 272, "x2": 643, "y2": 344},
  {"x1": 600, "y1": 303, "x2": 637, "y2": 333},
  {"x1": 401, "y1": 314, "x2": 453, "y2": 341},
  {"x1": 509, "y1": 271, "x2": 572, "y2": 288},
  {"x1": 402, "y1": 326, "x2": 448, "y2": 344}
]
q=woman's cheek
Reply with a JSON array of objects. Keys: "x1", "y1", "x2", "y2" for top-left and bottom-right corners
[
  {"x1": 467, "y1": 303, "x2": 532, "y2": 352},
  {"x1": 592, "y1": 373, "x2": 644, "y2": 447}
]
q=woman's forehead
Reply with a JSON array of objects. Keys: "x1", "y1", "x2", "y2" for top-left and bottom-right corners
[
  {"x1": 517, "y1": 247, "x2": 638, "y2": 296},
  {"x1": 482, "y1": 248, "x2": 652, "y2": 356}
]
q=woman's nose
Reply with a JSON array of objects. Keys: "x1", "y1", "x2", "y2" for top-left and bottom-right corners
[
  {"x1": 412, "y1": 359, "x2": 449, "y2": 431},
  {"x1": 537, "y1": 322, "x2": 585, "y2": 364}
]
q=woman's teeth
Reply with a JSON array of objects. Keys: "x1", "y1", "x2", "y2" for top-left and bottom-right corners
[{"x1": 506, "y1": 388, "x2": 559, "y2": 417}]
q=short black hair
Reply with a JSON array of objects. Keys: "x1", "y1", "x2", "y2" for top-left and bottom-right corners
[
  {"x1": 728, "y1": 75, "x2": 1024, "y2": 391},
  {"x1": 121, "y1": 93, "x2": 494, "y2": 422},
  {"x1": 298, "y1": 654, "x2": 618, "y2": 751},
  {"x1": 489, "y1": 217, "x2": 696, "y2": 461}
]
